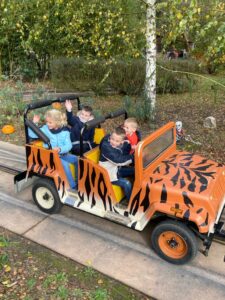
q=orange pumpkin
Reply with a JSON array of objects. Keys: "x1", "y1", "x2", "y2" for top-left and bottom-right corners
[
  {"x1": 1, "y1": 125, "x2": 15, "y2": 135},
  {"x1": 52, "y1": 102, "x2": 61, "y2": 109}
]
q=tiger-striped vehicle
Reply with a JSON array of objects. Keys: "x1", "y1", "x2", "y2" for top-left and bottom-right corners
[{"x1": 15, "y1": 96, "x2": 225, "y2": 265}]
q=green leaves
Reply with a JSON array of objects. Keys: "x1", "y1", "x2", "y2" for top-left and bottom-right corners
[{"x1": 158, "y1": 0, "x2": 225, "y2": 71}]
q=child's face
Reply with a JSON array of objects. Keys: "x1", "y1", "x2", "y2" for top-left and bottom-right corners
[
  {"x1": 124, "y1": 122, "x2": 135, "y2": 135},
  {"x1": 109, "y1": 133, "x2": 124, "y2": 148},
  {"x1": 80, "y1": 110, "x2": 92, "y2": 122},
  {"x1": 46, "y1": 116, "x2": 58, "y2": 130}
]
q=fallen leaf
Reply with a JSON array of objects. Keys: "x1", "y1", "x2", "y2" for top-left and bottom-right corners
[
  {"x1": 85, "y1": 259, "x2": 92, "y2": 266},
  {"x1": 6, "y1": 282, "x2": 17, "y2": 288},
  {"x1": 97, "y1": 279, "x2": 103, "y2": 284},
  {"x1": 4, "y1": 265, "x2": 11, "y2": 272}
]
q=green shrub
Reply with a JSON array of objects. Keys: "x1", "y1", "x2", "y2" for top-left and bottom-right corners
[
  {"x1": 51, "y1": 57, "x2": 203, "y2": 95},
  {"x1": 123, "y1": 95, "x2": 155, "y2": 125},
  {"x1": 108, "y1": 59, "x2": 145, "y2": 95},
  {"x1": 51, "y1": 57, "x2": 108, "y2": 93},
  {"x1": 0, "y1": 82, "x2": 25, "y2": 124}
]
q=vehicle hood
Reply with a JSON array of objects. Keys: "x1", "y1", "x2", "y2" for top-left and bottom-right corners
[{"x1": 152, "y1": 150, "x2": 225, "y2": 214}]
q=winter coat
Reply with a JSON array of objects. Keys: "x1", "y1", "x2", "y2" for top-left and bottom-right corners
[
  {"x1": 28, "y1": 125, "x2": 72, "y2": 154},
  {"x1": 66, "y1": 111, "x2": 95, "y2": 155},
  {"x1": 122, "y1": 130, "x2": 142, "y2": 155},
  {"x1": 99, "y1": 135, "x2": 133, "y2": 182}
]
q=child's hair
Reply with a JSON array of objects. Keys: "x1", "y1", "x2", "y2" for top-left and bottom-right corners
[
  {"x1": 82, "y1": 105, "x2": 93, "y2": 114},
  {"x1": 112, "y1": 126, "x2": 126, "y2": 140},
  {"x1": 45, "y1": 109, "x2": 67, "y2": 127},
  {"x1": 124, "y1": 117, "x2": 138, "y2": 130}
]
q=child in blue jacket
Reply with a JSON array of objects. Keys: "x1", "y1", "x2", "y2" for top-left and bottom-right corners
[
  {"x1": 29, "y1": 109, "x2": 78, "y2": 190},
  {"x1": 65, "y1": 100, "x2": 95, "y2": 155}
]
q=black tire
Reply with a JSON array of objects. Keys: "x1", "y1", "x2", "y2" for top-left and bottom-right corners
[
  {"x1": 32, "y1": 178, "x2": 63, "y2": 214},
  {"x1": 151, "y1": 220, "x2": 198, "y2": 265}
]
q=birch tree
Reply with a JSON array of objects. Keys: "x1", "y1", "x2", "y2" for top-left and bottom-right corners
[{"x1": 145, "y1": 0, "x2": 156, "y2": 119}]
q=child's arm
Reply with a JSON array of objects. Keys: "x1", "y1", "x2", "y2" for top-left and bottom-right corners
[
  {"x1": 65, "y1": 100, "x2": 78, "y2": 127},
  {"x1": 122, "y1": 139, "x2": 131, "y2": 155},
  {"x1": 28, "y1": 115, "x2": 42, "y2": 138},
  {"x1": 101, "y1": 142, "x2": 133, "y2": 166},
  {"x1": 33, "y1": 115, "x2": 40, "y2": 124},
  {"x1": 55, "y1": 130, "x2": 72, "y2": 154},
  {"x1": 65, "y1": 100, "x2": 72, "y2": 112}
]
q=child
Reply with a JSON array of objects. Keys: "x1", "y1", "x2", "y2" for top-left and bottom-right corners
[
  {"x1": 65, "y1": 100, "x2": 95, "y2": 155},
  {"x1": 99, "y1": 127, "x2": 134, "y2": 201},
  {"x1": 123, "y1": 117, "x2": 141, "y2": 154},
  {"x1": 29, "y1": 109, "x2": 78, "y2": 190}
]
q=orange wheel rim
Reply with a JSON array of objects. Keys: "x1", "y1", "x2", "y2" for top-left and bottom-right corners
[{"x1": 158, "y1": 231, "x2": 188, "y2": 259}]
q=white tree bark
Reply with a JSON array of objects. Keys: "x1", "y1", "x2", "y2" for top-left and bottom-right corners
[{"x1": 145, "y1": 0, "x2": 156, "y2": 118}]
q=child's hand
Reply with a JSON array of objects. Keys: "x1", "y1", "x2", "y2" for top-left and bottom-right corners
[
  {"x1": 131, "y1": 145, "x2": 137, "y2": 150},
  {"x1": 33, "y1": 115, "x2": 40, "y2": 124},
  {"x1": 53, "y1": 147, "x2": 61, "y2": 153},
  {"x1": 65, "y1": 100, "x2": 72, "y2": 112}
]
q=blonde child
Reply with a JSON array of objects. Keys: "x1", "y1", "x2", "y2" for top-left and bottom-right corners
[
  {"x1": 123, "y1": 118, "x2": 141, "y2": 154},
  {"x1": 29, "y1": 109, "x2": 78, "y2": 190}
]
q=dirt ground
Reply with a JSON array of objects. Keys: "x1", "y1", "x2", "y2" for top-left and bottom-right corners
[{"x1": 0, "y1": 227, "x2": 151, "y2": 300}]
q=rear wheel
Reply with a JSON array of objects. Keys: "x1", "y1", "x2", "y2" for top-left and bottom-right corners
[
  {"x1": 151, "y1": 220, "x2": 198, "y2": 265},
  {"x1": 32, "y1": 178, "x2": 62, "y2": 214}
]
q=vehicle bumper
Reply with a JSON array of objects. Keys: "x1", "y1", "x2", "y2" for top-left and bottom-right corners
[{"x1": 202, "y1": 198, "x2": 225, "y2": 257}]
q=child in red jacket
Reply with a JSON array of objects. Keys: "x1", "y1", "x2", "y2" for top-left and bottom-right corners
[{"x1": 123, "y1": 118, "x2": 141, "y2": 154}]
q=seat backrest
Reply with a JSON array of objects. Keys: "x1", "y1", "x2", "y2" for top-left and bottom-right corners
[
  {"x1": 94, "y1": 128, "x2": 105, "y2": 145},
  {"x1": 84, "y1": 146, "x2": 100, "y2": 163}
]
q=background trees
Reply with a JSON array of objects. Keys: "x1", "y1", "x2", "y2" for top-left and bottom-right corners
[
  {"x1": 157, "y1": 0, "x2": 225, "y2": 72},
  {"x1": 0, "y1": 0, "x2": 224, "y2": 79}
]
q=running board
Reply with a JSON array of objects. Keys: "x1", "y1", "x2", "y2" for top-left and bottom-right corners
[{"x1": 105, "y1": 211, "x2": 131, "y2": 225}]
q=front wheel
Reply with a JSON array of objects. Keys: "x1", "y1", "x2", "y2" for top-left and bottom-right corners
[
  {"x1": 32, "y1": 178, "x2": 63, "y2": 214},
  {"x1": 151, "y1": 220, "x2": 198, "y2": 265}
]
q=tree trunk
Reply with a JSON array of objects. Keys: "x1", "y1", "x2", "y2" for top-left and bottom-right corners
[{"x1": 145, "y1": 0, "x2": 156, "y2": 120}]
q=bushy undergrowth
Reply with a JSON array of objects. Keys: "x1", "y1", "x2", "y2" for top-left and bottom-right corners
[
  {"x1": 0, "y1": 81, "x2": 25, "y2": 126},
  {"x1": 51, "y1": 56, "x2": 205, "y2": 95}
]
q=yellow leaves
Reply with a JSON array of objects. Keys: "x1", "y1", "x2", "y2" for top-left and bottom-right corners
[
  {"x1": 4, "y1": 265, "x2": 11, "y2": 272},
  {"x1": 134, "y1": 52, "x2": 140, "y2": 58},
  {"x1": 85, "y1": 259, "x2": 92, "y2": 266},
  {"x1": 2, "y1": 280, "x2": 9, "y2": 286},
  {"x1": 1, "y1": 277, "x2": 17, "y2": 288},
  {"x1": 176, "y1": 12, "x2": 183, "y2": 20},
  {"x1": 97, "y1": 279, "x2": 103, "y2": 284}
]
